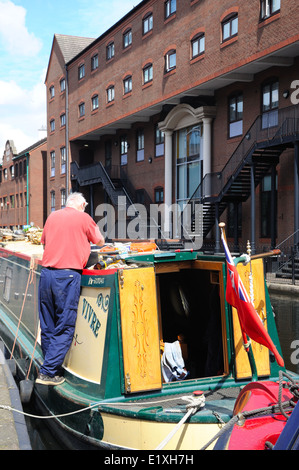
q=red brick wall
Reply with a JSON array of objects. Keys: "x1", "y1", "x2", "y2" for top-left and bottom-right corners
[
  {"x1": 46, "y1": 0, "x2": 299, "y2": 244},
  {"x1": 45, "y1": 38, "x2": 67, "y2": 213}
]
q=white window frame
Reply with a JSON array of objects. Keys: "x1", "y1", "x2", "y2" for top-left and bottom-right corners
[
  {"x1": 165, "y1": 50, "x2": 176, "y2": 73},
  {"x1": 123, "y1": 76, "x2": 132, "y2": 95}
]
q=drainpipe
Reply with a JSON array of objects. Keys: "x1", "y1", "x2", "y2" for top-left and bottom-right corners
[
  {"x1": 25, "y1": 152, "x2": 29, "y2": 225},
  {"x1": 65, "y1": 65, "x2": 69, "y2": 196}
]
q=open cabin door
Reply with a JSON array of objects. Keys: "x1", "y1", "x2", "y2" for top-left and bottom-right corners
[
  {"x1": 118, "y1": 267, "x2": 162, "y2": 394},
  {"x1": 232, "y1": 258, "x2": 270, "y2": 379}
]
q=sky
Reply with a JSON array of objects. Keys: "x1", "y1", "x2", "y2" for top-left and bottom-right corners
[{"x1": 0, "y1": 0, "x2": 142, "y2": 156}]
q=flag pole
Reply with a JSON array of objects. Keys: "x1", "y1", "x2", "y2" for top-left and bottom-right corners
[{"x1": 219, "y1": 222, "x2": 258, "y2": 381}]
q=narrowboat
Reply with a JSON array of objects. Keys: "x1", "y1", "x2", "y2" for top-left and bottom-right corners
[{"x1": 0, "y1": 234, "x2": 297, "y2": 450}]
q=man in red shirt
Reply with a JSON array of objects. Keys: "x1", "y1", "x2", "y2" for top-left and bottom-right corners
[{"x1": 36, "y1": 192, "x2": 104, "y2": 385}]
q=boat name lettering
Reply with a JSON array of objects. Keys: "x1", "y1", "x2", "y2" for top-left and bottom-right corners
[
  {"x1": 88, "y1": 277, "x2": 105, "y2": 286},
  {"x1": 81, "y1": 298, "x2": 101, "y2": 338}
]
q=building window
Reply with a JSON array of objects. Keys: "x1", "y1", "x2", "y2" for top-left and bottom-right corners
[
  {"x1": 92, "y1": 94, "x2": 99, "y2": 111},
  {"x1": 260, "y1": 0, "x2": 280, "y2": 20},
  {"x1": 50, "y1": 151, "x2": 55, "y2": 177},
  {"x1": 176, "y1": 126, "x2": 202, "y2": 208},
  {"x1": 143, "y1": 63, "x2": 153, "y2": 84},
  {"x1": 191, "y1": 33, "x2": 205, "y2": 59},
  {"x1": 49, "y1": 85, "x2": 55, "y2": 99},
  {"x1": 155, "y1": 187, "x2": 164, "y2": 203},
  {"x1": 165, "y1": 49, "x2": 176, "y2": 73},
  {"x1": 123, "y1": 29, "x2": 132, "y2": 49},
  {"x1": 143, "y1": 13, "x2": 153, "y2": 35},
  {"x1": 262, "y1": 80, "x2": 279, "y2": 128},
  {"x1": 222, "y1": 14, "x2": 238, "y2": 42},
  {"x1": 107, "y1": 85, "x2": 115, "y2": 103},
  {"x1": 10, "y1": 165, "x2": 14, "y2": 179},
  {"x1": 10, "y1": 195, "x2": 15, "y2": 209},
  {"x1": 261, "y1": 174, "x2": 277, "y2": 238},
  {"x1": 136, "y1": 129, "x2": 144, "y2": 162},
  {"x1": 155, "y1": 126, "x2": 164, "y2": 157},
  {"x1": 165, "y1": 0, "x2": 176, "y2": 19},
  {"x1": 61, "y1": 189, "x2": 66, "y2": 209},
  {"x1": 50, "y1": 119, "x2": 55, "y2": 132},
  {"x1": 123, "y1": 75, "x2": 132, "y2": 95},
  {"x1": 60, "y1": 113, "x2": 66, "y2": 127},
  {"x1": 120, "y1": 135, "x2": 128, "y2": 165},
  {"x1": 78, "y1": 64, "x2": 85, "y2": 80},
  {"x1": 61, "y1": 147, "x2": 66, "y2": 174},
  {"x1": 3, "y1": 169, "x2": 7, "y2": 180},
  {"x1": 229, "y1": 93, "x2": 243, "y2": 138},
  {"x1": 51, "y1": 191, "x2": 55, "y2": 212},
  {"x1": 79, "y1": 102, "x2": 85, "y2": 118},
  {"x1": 91, "y1": 53, "x2": 99, "y2": 71},
  {"x1": 60, "y1": 78, "x2": 66, "y2": 92},
  {"x1": 106, "y1": 42, "x2": 115, "y2": 60}
]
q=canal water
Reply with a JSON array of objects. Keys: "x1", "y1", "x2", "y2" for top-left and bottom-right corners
[
  {"x1": 270, "y1": 293, "x2": 299, "y2": 375},
  {"x1": 23, "y1": 292, "x2": 299, "y2": 449}
]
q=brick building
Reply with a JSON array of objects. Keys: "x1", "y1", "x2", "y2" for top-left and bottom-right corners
[
  {"x1": 0, "y1": 139, "x2": 47, "y2": 230},
  {"x1": 45, "y1": 0, "x2": 299, "y2": 252}
]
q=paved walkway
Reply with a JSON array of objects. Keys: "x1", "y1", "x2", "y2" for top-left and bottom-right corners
[{"x1": 0, "y1": 347, "x2": 31, "y2": 450}]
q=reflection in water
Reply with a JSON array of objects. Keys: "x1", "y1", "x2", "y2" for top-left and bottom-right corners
[{"x1": 270, "y1": 293, "x2": 299, "y2": 375}]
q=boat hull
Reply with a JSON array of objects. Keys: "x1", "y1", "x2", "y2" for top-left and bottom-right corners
[{"x1": 0, "y1": 245, "x2": 296, "y2": 450}]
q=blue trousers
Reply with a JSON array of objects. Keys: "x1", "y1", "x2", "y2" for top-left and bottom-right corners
[{"x1": 38, "y1": 268, "x2": 81, "y2": 377}]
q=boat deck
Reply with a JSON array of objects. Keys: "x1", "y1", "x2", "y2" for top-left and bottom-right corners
[{"x1": 99, "y1": 387, "x2": 242, "y2": 423}]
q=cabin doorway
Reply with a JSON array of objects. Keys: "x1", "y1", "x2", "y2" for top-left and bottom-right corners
[{"x1": 156, "y1": 260, "x2": 227, "y2": 381}]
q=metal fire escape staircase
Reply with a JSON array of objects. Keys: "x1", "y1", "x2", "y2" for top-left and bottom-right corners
[
  {"x1": 188, "y1": 105, "x2": 299, "y2": 239},
  {"x1": 70, "y1": 161, "x2": 165, "y2": 240},
  {"x1": 70, "y1": 161, "x2": 133, "y2": 209}
]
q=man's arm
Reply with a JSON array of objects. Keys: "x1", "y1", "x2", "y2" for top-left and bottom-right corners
[{"x1": 95, "y1": 233, "x2": 105, "y2": 246}]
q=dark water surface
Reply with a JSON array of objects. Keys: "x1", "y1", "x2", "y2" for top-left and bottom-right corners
[{"x1": 270, "y1": 293, "x2": 299, "y2": 375}]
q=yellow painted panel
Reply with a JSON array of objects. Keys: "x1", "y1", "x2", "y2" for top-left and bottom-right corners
[
  {"x1": 118, "y1": 267, "x2": 162, "y2": 393},
  {"x1": 64, "y1": 286, "x2": 110, "y2": 383},
  {"x1": 101, "y1": 413, "x2": 218, "y2": 450},
  {"x1": 232, "y1": 258, "x2": 270, "y2": 379}
]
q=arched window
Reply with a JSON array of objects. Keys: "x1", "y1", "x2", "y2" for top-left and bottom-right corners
[
  {"x1": 143, "y1": 63, "x2": 153, "y2": 84},
  {"x1": 191, "y1": 33, "x2": 205, "y2": 59},
  {"x1": 222, "y1": 13, "x2": 238, "y2": 42},
  {"x1": 165, "y1": 49, "x2": 176, "y2": 73}
]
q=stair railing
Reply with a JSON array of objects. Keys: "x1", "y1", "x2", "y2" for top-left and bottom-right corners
[{"x1": 182, "y1": 104, "x2": 299, "y2": 235}]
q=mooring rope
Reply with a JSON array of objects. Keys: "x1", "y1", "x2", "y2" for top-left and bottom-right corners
[
  {"x1": 0, "y1": 371, "x2": 297, "y2": 450},
  {"x1": 155, "y1": 394, "x2": 206, "y2": 450},
  {"x1": 200, "y1": 370, "x2": 299, "y2": 450},
  {"x1": 10, "y1": 258, "x2": 36, "y2": 360}
]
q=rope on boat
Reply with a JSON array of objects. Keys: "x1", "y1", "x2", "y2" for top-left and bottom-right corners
[
  {"x1": 155, "y1": 394, "x2": 206, "y2": 450},
  {"x1": 0, "y1": 371, "x2": 298, "y2": 450},
  {"x1": 200, "y1": 370, "x2": 299, "y2": 450},
  {"x1": 0, "y1": 394, "x2": 199, "y2": 421},
  {"x1": 10, "y1": 258, "x2": 36, "y2": 360}
]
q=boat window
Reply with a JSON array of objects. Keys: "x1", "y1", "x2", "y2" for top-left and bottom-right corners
[{"x1": 157, "y1": 261, "x2": 226, "y2": 382}]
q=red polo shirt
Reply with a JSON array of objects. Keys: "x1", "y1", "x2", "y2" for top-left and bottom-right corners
[{"x1": 41, "y1": 207, "x2": 104, "y2": 269}]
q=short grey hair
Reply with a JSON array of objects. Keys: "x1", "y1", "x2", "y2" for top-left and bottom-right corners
[{"x1": 66, "y1": 192, "x2": 87, "y2": 209}]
